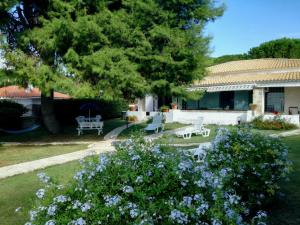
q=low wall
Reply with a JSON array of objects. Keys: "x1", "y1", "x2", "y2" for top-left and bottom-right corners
[
  {"x1": 128, "y1": 110, "x2": 300, "y2": 126},
  {"x1": 126, "y1": 111, "x2": 147, "y2": 121},
  {"x1": 168, "y1": 110, "x2": 248, "y2": 125},
  {"x1": 263, "y1": 114, "x2": 300, "y2": 126}
]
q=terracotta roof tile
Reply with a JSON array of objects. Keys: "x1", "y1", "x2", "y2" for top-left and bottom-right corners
[
  {"x1": 0, "y1": 85, "x2": 71, "y2": 99},
  {"x1": 208, "y1": 58, "x2": 300, "y2": 74},
  {"x1": 195, "y1": 59, "x2": 300, "y2": 86}
]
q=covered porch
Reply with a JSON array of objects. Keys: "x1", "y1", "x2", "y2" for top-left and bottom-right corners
[{"x1": 127, "y1": 84, "x2": 300, "y2": 126}]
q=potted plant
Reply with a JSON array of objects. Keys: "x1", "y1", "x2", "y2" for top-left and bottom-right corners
[
  {"x1": 128, "y1": 104, "x2": 136, "y2": 111},
  {"x1": 249, "y1": 103, "x2": 257, "y2": 111},
  {"x1": 160, "y1": 105, "x2": 170, "y2": 112},
  {"x1": 171, "y1": 102, "x2": 178, "y2": 110},
  {"x1": 127, "y1": 115, "x2": 138, "y2": 122}
]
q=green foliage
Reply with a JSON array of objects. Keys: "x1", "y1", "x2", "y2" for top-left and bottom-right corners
[
  {"x1": 211, "y1": 38, "x2": 300, "y2": 65},
  {"x1": 248, "y1": 38, "x2": 300, "y2": 59},
  {"x1": 0, "y1": 100, "x2": 28, "y2": 129},
  {"x1": 25, "y1": 136, "x2": 270, "y2": 225},
  {"x1": 207, "y1": 128, "x2": 292, "y2": 213},
  {"x1": 0, "y1": 0, "x2": 224, "y2": 101},
  {"x1": 251, "y1": 116, "x2": 297, "y2": 130},
  {"x1": 211, "y1": 54, "x2": 249, "y2": 65}
]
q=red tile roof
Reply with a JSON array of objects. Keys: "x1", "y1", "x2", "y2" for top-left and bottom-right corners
[{"x1": 0, "y1": 85, "x2": 71, "y2": 99}]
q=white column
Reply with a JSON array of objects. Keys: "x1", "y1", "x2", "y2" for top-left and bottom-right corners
[{"x1": 253, "y1": 88, "x2": 265, "y2": 115}]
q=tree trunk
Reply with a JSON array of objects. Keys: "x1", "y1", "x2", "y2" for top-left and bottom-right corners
[{"x1": 41, "y1": 90, "x2": 60, "y2": 134}]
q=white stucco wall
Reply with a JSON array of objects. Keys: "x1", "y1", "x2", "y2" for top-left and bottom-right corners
[
  {"x1": 284, "y1": 87, "x2": 300, "y2": 114},
  {"x1": 253, "y1": 88, "x2": 265, "y2": 115},
  {"x1": 145, "y1": 95, "x2": 154, "y2": 112},
  {"x1": 126, "y1": 111, "x2": 147, "y2": 121},
  {"x1": 166, "y1": 110, "x2": 247, "y2": 125}
]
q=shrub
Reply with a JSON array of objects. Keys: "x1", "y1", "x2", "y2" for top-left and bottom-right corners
[
  {"x1": 0, "y1": 100, "x2": 28, "y2": 129},
  {"x1": 206, "y1": 128, "x2": 291, "y2": 216},
  {"x1": 24, "y1": 137, "x2": 268, "y2": 225},
  {"x1": 251, "y1": 116, "x2": 297, "y2": 130},
  {"x1": 54, "y1": 99, "x2": 128, "y2": 125},
  {"x1": 127, "y1": 115, "x2": 138, "y2": 122}
]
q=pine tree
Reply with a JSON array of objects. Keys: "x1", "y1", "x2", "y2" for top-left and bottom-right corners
[{"x1": 0, "y1": 0, "x2": 224, "y2": 133}]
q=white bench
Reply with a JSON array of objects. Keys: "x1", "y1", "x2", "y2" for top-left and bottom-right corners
[{"x1": 76, "y1": 115, "x2": 103, "y2": 136}]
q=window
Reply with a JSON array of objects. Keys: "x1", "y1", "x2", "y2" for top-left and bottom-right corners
[
  {"x1": 182, "y1": 91, "x2": 251, "y2": 111},
  {"x1": 265, "y1": 87, "x2": 284, "y2": 113}
]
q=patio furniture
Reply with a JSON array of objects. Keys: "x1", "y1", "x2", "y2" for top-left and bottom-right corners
[
  {"x1": 175, "y1": 117, "x2": 210, "y2": 139},
  {"x1": 76, "y1": 115, "x2": 103, "y2": 136},
  {"x1": 289, "y1": 106, "x2": 299, "y2": 115},
  {"x1": 144, "y1": 114, "x2": 164, "y2": 133},
  {"x1": 174, "y1": 126, "x2": 194, "y2": 139},
  {"x1": 193, "y1": 142, "x2": 211, "y2": 161}
]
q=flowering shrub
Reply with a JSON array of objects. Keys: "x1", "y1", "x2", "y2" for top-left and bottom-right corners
[
  {"x1": 206, "y1": 128, "x2": 291, "y2": 215},
  {"x1": 24, "y1": 136, "x2": 270, "y2": 225},
  {"x1": 251, "y1": 116, "x2": 297, "y2": 130}
]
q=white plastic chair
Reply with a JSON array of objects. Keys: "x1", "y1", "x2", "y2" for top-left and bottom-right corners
[{"x1": 144, "y1": 115, "x2": 164, "y2": 133}]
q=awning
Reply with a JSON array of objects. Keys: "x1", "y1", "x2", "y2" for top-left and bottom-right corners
[
  {"x1": 188, "y1": 84, "x2": 255, "y2": 92},
  {"x1": 207, "y1": 84, "x2": 255, "y2": 92}
]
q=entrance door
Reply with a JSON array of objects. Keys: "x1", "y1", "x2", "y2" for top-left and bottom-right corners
[{"x1": 265, "y1": 87, "x2": 284, "y2": 113}]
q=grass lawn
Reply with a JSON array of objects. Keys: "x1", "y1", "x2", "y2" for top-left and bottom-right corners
[
  {"x1": 0, "y1": 118, "x2": 126, "y2": 143},
  {"x1": 118, "y1": 122, "x2": 187, "y2": 138},
  {"x1": 119, "y1": 122, "x2": 285, "y2": 144},
  {"x1": 0, "y1": 161, "x2": 81, "y2": 225},
  {"x1": 0, "y1": 144, "x2": 87, "y2": 167},
  {"x1": 157, "y1": 125, "x2": 286, "y2": 145},
  {"x1": 268, "y1": 135, "x2": 300, "y2": 225}
]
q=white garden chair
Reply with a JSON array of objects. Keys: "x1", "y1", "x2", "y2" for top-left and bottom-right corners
[
  {"x1": 175, "y1": 117, "x2": 210, "y2": 139},
  {"x1": 175, "y1": 126, "x2": 194, "y2": 139},
  {"x1": 144, "y1": 115, "x2": 164, "y2": 133}
]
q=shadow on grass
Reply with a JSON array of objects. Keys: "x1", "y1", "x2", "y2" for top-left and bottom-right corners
[{"x1": 0, "y1": 118, "x2": 126, "y2": 143}]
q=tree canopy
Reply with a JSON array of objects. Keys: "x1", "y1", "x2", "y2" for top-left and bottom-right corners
[
  {"x1": 211, "y1": 53, "x2": 248, "y2": 65},
  {"x1": 248, "y1": 38, "x2": 300, "y2": 59},
  {"x1": 0, "y1": 0, "x2": 224, "y2": 101},
  {"x1": 211, "y1": 38, "x2": 300, "y2": 65}
]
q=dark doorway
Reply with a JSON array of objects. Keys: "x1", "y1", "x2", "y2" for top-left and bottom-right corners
[
  {"x1": 220, "y1": 91, "x2": 234, "y2": 110},
  {"x1": 158, "y1": 96, "x2": 172, "y2": 108}
]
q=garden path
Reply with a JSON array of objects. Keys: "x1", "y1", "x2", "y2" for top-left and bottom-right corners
[
  {"x1": 0, "y1": 140, "x2": 115, "y2": 179},
  {"x1": 0, "y1": 123, "x2": 133, "y2": 179},
  {"x1": 270, "y1": 129, "x2": 300, "y2": 137}
]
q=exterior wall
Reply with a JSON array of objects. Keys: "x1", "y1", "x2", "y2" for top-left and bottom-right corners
[
  {"x1": 166, "y1": 110, "x2": 248, "y2": 125},
  {"x1": 126, "y1": 111, "x2": 147, "y2": 121},
  {"x1": 252, "y1": 88, "x2": 265, "y2": 115},
  {"x1": 137, "y1": 98, "x2": 145, "y2": 111},
  {"x1": 284, "y1": 87, "x2": 300, "y2": 114},
  {"x1": 128, "y1": 109, "x2": 299, "y2": 126}
]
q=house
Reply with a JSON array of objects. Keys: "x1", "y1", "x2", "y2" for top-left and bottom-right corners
[
  {"x1": 0, "y1": 85, "x2": 71, "y2": 116},
  {"x1": 129, "y1": 58, "x2": 300, "y2": 126}
]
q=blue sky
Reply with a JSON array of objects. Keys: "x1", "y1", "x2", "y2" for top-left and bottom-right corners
[{"x1": 206, "y1": 0, "x2": 300, "y2": 57}]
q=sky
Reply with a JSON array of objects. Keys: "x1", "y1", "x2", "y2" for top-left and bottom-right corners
[{"x1": 206, "y1": 0, "x2": 300, "y2": 57}]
